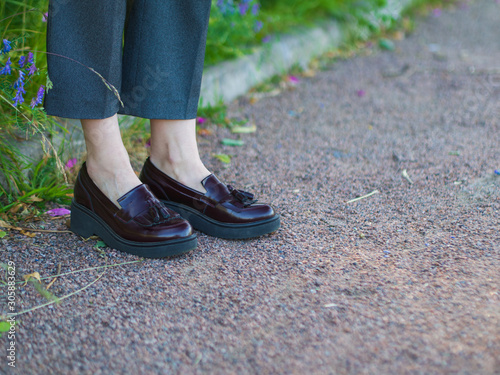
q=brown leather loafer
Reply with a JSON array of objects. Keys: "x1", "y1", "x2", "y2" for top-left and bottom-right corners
[
  {"x1": 139, "y1": 158, "x2": 280, "y2": 239},
  {"x1": 70, "y1": 163, "x2": 197, "y2": 258}
]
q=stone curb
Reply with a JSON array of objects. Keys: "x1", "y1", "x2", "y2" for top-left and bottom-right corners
[
  {"x1": 200, "y1": 21, "x2": 342, "y2": 106},
  {"x1": 200, "y1": 0, "x2": 413, "y2": 106}
]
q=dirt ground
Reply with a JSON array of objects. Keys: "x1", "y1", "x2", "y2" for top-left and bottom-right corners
[{"x1": 1, "y1": 1, "x2": 499, "y2": 374}]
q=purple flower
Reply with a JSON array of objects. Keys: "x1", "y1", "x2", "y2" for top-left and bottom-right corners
[
  {"x1": 30, "y1": 85, "x2": 45, "y2": 109},
  {"x1": 357, "y1": 89, "x2": 366, "y2": 97},
  {"x1": 432, "y1": 8, "x2": 442, "y2": 17},
  {"x1": 252, "y1": 3, "x2": 260, "y2": 16},
  {"x1": 46, "y1": 208, "x2": 71, "y2": 217},
  {"x1": 1, "y1": 39, "x2": 12, "y2": 55},
  {"x1": 13, "y1": 69, "x2": 25, "y2": 89},
  {"x1": 197, "y1": 116, "x2": 207, "y2": 124},
  {"x1": 254, "y1": 20, "x2": 263, "y2": 32},
  {"x1": 28, "y1": 52, "x2": 34, "y2": 65},
  {"x1": 239, "y1": 2, "x2": 250, "y2": 15},
  {"x1": 0, "y1": 57, "x2": 12, "y2": 75},
  {"x1": 42, "y1": 12, "x2": 48, "y2": 22},
  {"x1": 13, "y1": 70, "x2": 26, "y2": 106},
  {"x1": 262, "y1": 35, "x2": 272, "y2": 43},
  {"x1": 28, "y1": 63, "x2": 37, "y2": 76},
  {"x1": 288, "y1": 75, "x2": 300, "y2": 84},
  {"x1": 19, "y1": 55, "x2": 26, "y2": 68},
  {"x1": 64, "y1": 157, "x2": 77, "y2": 170},
  {"x1": 13, "y1": 87, "x2": 26, "y2": 106}
]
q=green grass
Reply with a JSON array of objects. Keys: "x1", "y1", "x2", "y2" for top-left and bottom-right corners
[{"x1": 0, "y1": 151, "x2": 72, "y2": 215}]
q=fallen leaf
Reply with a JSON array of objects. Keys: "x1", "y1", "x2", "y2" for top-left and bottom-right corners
[
  {"x1": 23, "y1": 271, "x2": 41, "y2": 285},
  {"x1": 213, "y1": 154, "x2": 232, "y2": 164},
  {"x1": 302, "y1": 70, "x2": 316, "y2": 78},
  {"x1": 9, "y1": 203, "x2": 24, "y2": 214},
  {"x1": 46, "y1": 208, "x2": 71, "y2": 217},
  {"x1": 231, "y1": 124, "x2": 257, "y2": 134},
  {"x1": 26, "y1": 195, "x2": 43, "y2": 203},
  {"x1": 20, "y1": 230, "x2": 36, "y2": 238},
  {"x1": 393, "y1": 31, "x2": 405, "y2": 41},
  {"x1": 95, "y1": 240, "x2": 107, "y2": 248},
  {"x1": 379, "y1": 38, "x2": 395, "y2": 51},
  {"x1": 197, "y1": 128, "x2": 213, "y2": 136},
  {"x1": 0, "y1": 321, "x2": 10, "y2": 332},
  {"x1": 221, "y1": 138, "x2": 245, "y2": 147},
  {"x1": 0, "y1": 220, "x2": 22, "y2": 231},
  {"x1": 0, "y1": 231, "x2": 6, "y2": 238}
]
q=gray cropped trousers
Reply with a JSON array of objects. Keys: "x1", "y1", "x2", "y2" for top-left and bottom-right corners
[{"x1": 44, "y1": 0, "x2": 211, "y2": 120}]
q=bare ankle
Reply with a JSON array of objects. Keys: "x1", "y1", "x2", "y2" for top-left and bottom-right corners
[{"x1": 85, "y1": 157, "x2": 142, "y2": 207}]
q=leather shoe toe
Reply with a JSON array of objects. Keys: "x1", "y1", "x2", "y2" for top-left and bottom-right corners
[
  {"x1": 70, "y1": 163, "x2": 197, "y2": 258},
  {"x1": 140, "y1": 157, "x2": 280, "y2": 239}
]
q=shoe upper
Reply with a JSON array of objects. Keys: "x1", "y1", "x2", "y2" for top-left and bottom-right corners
[
  {"x1": 74, "y1": 163, "x2": 193, "y2": 242},
  {"x1": 140, "y1": 157, "x2": 276, "y2": 224}
]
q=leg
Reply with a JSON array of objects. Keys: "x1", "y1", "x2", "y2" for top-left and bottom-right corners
[
  {"x1": 45, "y1": 0, "x2": 126, "y2": 118},
  {"x1": 45, "y1": 1, "x2": 137, "y2": 204},
  {"x1": 149, "y1": 119, "x2": 210, "y2": 193},
  {"x1": 119, "y1": 1, "x2": 212, "y2": 119},
  {"x1": 81, "y1": 114, "x2": 142, "y2": 207},
  {"x1": 44, "y1": 0, "x2": 198, "y2": 257},
  {"x1": 120, "y1": 1, "x2": 213, "y2": 192}
]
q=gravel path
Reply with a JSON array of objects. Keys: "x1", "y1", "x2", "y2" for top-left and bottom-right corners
[{"x1": 2, "y1": 1, "x2": 499, "y2": 374}]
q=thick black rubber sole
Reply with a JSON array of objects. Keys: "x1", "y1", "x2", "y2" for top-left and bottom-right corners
[
  {"x1": 162, "y1": 201, "x2": 281, "y2": 239},
  {"x1": 70, "y1": 201, "x2": 197, "y2": 258}
]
